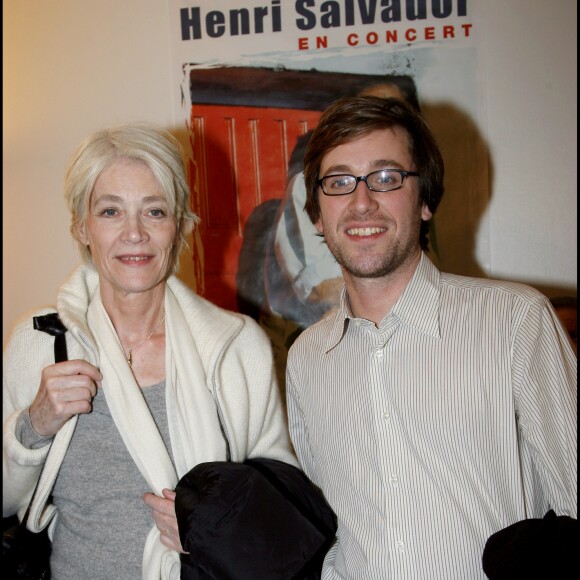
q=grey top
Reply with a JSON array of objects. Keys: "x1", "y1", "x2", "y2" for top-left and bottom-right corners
[{"x1": 20, "y1": 381, "x2": 171, "y2": 580}]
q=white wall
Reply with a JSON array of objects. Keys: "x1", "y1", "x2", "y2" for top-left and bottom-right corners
[
  {"x1": 3, "y1": 0, "x2": 577, "y2": 344},
  {"x1": 481, "y1": 2, "x2": 577, "y2": 289}
]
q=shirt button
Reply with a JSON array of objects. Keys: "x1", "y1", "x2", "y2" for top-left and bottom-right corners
[
  {"x1": 396, "y1": 539, "x2": 405, "y2": 553},
  {"x1": 375, "y1": 349, "x2": 384, "y2": 358},
  {"x1": 389, "y1": 474, "x2": 399, "y2": 487},
  {"x1": 382, "y1": 411, "x2": 390, "y2": 419}
]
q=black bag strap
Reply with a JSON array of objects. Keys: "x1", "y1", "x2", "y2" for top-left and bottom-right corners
[
  {"x1": 20, "y1": 314, "x2": 68, "y2": 526},
  {"x1": 33, "y1": 313, "x2": 68, "y2": 363}
]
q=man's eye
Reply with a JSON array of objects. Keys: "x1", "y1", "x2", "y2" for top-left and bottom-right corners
[
  {"x1": 376, "y1": 173, "x2": 394, "y2": 184},
  {"x1": 332, "y1": 176, "x2": 351, "y2": 188}
]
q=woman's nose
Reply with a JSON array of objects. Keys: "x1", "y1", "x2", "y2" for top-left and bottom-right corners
[{"x1": 123, "y1": 214, "x2": 148, "y2": 243}]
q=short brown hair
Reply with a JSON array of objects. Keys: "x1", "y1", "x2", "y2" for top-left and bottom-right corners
[{"x1": 304, "y1": 96, "x2": 444, "y2": 251}]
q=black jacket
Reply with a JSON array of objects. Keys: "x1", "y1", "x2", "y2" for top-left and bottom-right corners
[{"x1": 175, "y1": 458, "x2": 337, "y2": 580}]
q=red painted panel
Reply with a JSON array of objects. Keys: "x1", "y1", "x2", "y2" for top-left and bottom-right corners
[{"x1": 189, "y1": 104, "x2": 322, "y2": 311}]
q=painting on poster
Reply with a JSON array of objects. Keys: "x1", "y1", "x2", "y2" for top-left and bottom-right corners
[{"x1": 169, "y1": 0, "x2": 490, "y2": 366}]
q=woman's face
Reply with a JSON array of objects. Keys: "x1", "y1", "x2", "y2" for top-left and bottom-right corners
[{"x1": 77, "y1": 158, "x2": 178, "y2": 300}]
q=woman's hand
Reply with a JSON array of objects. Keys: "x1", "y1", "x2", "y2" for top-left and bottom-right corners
[
  {"x1": 143, "y1": 489, "x2": 187, "y2": 553},
  {"x1": 28, "y1": 360, "x2": 102, "y2": 436}
]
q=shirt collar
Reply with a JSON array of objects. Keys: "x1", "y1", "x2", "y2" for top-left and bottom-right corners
[
  {"x1": 323, "y1": 286, "x2": 351, "y2": 353},
  {"x1": 391, "y1": 253, "x2": 441, "y2": 339},
  {"x1": 323, "y1": 253, "x2": 441, "y2": 353}
]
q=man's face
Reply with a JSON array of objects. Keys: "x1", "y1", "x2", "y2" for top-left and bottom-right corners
[{"x1": 315, "y1": 127, "x2": 432, "y2": 280}]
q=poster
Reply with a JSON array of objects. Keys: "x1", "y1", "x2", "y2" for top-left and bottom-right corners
[{"x1": 169, "y1": 0, "x2": 489, "y2": 382}]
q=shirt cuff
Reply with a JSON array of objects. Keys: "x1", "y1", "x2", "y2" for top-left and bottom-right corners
[{"x1": 16, "y1": 408, "x2": 54, "y2": 450}]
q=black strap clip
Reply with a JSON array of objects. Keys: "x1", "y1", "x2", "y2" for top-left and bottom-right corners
[{"x1": 33, "y1": 313, "x2": 68, "y2": 363}]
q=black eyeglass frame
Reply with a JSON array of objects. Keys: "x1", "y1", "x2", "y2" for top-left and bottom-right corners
[{"x1": 316, "y1": 169, "x2": 420, "y2": 196}]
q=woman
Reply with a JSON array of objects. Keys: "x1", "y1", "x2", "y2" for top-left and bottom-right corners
[{"x1": 3, "y1": 122, "x2": 297, "y2": 579}]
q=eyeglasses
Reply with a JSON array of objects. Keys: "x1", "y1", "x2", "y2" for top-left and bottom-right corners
[{"x1": 317, "y1": 169, "x2": 420, "y2": 196}]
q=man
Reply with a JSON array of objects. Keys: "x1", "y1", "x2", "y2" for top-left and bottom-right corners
[
  {"x1": 270, "y1": 77, "x2": 423, "y2": 331},
  {"x1": 286, "y1": 96, "x2": 577, "y2": 579},
  {"x1": 247, "y1": 78, "x2": 423, "y2": 398}
]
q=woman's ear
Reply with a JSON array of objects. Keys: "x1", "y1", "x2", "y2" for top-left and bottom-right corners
[{"x1": 74, "y1": 221, "x2": 88, "y2": 246}]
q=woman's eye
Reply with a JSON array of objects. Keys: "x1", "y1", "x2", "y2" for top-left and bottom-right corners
[
  {"x1": 149, "y1": 209, "x2": 166, "y2": 218},
  {"x1": 102, "y1": 208, "x2": 118, "y2": 217}
]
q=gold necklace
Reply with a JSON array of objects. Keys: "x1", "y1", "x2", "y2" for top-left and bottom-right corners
[{"x1": 122, "y1": 315, "x2": 165, "y2": 367}]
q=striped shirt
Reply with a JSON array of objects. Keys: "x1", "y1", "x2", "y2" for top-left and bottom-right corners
[{"x1": 286, "y1": 253, "x2": 577, "y2": 580}]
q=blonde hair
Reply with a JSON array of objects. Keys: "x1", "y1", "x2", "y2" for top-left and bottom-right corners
[{"x1": 65, "y1": 121, "x2": 199, "y2": 272}]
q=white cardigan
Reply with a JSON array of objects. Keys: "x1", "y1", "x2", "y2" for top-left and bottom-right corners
[{"x1": 3, "y1": 264, "x2": 297, "y2": 579}]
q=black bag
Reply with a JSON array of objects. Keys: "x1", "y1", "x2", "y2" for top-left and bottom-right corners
[
  {"x1": 175, "y1": 457, "x2": 337, "y2": 580},
  {"x1": 482, "y1": 509, "x2": 578, "y2": 579},
  {"x1": 2, "y1": 521, "x2": 52, "y2": 580},
  {"x1": 2, "y1": 313, "x2": 68, "y2": 580}
]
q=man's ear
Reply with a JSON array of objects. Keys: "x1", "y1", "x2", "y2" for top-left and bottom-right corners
[
  {"x1": 315, "y1": 217, "x2": 324, "y2": 235},
  {"x1": 421, "y1": 204, "x2": 433, "y2": 221}
]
